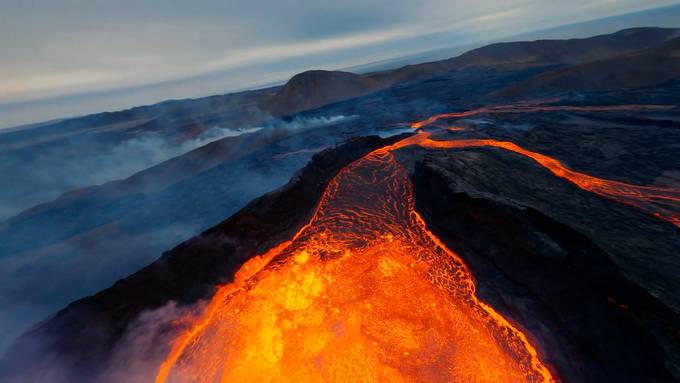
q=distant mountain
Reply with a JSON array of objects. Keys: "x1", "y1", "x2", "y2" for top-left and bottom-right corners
[
  {"x1": 261, "y1": 27, "x2": 680, "y2": 115},
  {"x1": 492, "y1": 37, "x2": 680, "y2": 97},
  {"x1": 0, "y1": 88, "x2": 276, "y2": 220},
  {"x1": 267, "y1": 70, "x2": 385, "y2": 116},
  {"x1": 262, "y1": 27, "x2": 680, "y2": 120},
  {"x1": 452, "y1": 27, "x2": 680, "y2": 66},
  {"x1": 366, "y1": 27, "x2": 680, "y2": 85}
]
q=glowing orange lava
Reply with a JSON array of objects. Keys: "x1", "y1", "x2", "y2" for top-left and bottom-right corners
[
  {"x1": 409, "y1": 107, "x2": 680, "y2": 228},
  {"x1": 156, "y1": 146, "x2": 555, "y2": 383},
  {"x1": 156, "y1": 103, "x2": 679, "y2": 383},
  {"x1": 410, "y1": 103, "x2": 674, "y2": 129}
]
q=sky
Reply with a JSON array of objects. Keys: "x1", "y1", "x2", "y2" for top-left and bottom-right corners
[{"x1": 1, "y1": 0, "x2": 679, "y2": 128}]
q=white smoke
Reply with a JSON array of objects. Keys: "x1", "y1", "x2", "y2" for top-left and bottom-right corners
[
  {"x1": 259, "y1": 114, "x2": 358, "y2": 131},
  {"x1": 88, "y1": 126, "x2": 263, "y2": 184}
]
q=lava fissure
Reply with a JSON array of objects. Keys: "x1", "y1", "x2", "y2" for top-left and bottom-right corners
[{"x1": 155, "y1": 103, "x2": 679, "y2": 383}]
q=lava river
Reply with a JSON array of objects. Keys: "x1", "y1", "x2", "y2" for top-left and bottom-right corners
[
  {"x1": 156, "y1": 143, "x2": 555, "y2": 383},
  {"x1": 156, "y1": 104, "x2": 679, "y2": 383},
  {"x1": 407, "y1": 104, "x2": 680, "y2": 227}
]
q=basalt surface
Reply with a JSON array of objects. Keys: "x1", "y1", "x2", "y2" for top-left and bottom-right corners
[{"x1": 407, "y1": 147, "x2": 680, "y2": 382}]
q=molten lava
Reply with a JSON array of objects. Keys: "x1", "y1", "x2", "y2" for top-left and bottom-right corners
[
  {"x1": 156, "y1": 147, "x2": 554, "y2": 383},
  {"x1": 409, "y1": 103, "x2": 675, "y2": 129},
  {"x1": 408, "y1": 107, "x2": 680, "y2": 228},
  {"x1": 156, "y1": 103, "x2": 679, "y2": 383}
]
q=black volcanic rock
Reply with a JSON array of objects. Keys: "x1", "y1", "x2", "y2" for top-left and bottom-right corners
[
  {"x1": 407, "y1": 148, "x2": 680, "y2": 382},
  {"x1": 0, "y1": 134, "x2": 409, "y2": 383}
]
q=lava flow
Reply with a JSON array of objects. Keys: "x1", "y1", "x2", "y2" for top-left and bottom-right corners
[
  {"x1": 155, "y1": 103, "x2": 678, "y2": 383},
  {"x1": 408, "y1": 108, "x2": 680, "y2": 228},
  {"x1": 156, "y1": 144, "x2": 555, "y2": 382},
  {"x1": 410, "y1": 103, "x2": 675, "y2": 129}
]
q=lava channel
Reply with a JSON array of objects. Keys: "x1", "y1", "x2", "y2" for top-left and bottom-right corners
[
  {"x1": 156, "y1": 146, "x2": 555, "y2": 383},
  {"x1": 410, "y1": 103, "x2": 675, "y2": 129},
  {"x1": 408, "y1": 106, "x2": 680, "y2": 228}
]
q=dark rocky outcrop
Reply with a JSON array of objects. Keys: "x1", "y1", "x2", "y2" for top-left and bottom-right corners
[{"x1": 409, "y1": 149, "x2": 680, "y2": 382}]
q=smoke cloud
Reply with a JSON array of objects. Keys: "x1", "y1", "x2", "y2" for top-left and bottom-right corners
[
  {"x1": 0, "y1": 126, "x2": 261, "y2": 221},
  {"x1": 258, "y1": 114, "x2": 357, "y2": 131}
]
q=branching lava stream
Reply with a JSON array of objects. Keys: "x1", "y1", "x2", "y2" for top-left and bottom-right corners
[{"x1": 156, "y1": 104, "x2": 678, "y2": 383}]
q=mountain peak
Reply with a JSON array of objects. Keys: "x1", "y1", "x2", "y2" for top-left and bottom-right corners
[{"x1": 267, "y1": 70, "x2": 384, "y2": 116}]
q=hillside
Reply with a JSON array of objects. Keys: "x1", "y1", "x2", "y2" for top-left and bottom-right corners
[{"x1": 493, "y1": 37, "x2": 680, "y2": 97}]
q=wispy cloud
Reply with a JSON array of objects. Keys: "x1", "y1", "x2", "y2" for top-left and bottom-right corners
[{"x1": 0, "y1": 0, "x2": 677, "y2": 127}]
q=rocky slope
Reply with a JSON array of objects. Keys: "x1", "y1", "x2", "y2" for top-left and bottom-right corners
[{"x1": 493, "y1": 37, "x2": 680, "y2": 98}]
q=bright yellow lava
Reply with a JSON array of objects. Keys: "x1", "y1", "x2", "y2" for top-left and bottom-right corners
[{"x1": 156, "y1": 148, "x2": 554, "y2": 383}]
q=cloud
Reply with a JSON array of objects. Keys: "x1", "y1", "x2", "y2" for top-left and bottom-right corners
[
  {"x1": 259, "y1": 114, "x2": 357, "y2": 131},
  {"x1": 95, "y1": 126, "x2": 262, "y2": 182},
  {"x1": 0, "y1": 124, "x2": 261, "y2": 221},
  {"x1": 1, "y1": 0, "x2": 676, "y2": 111}
]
